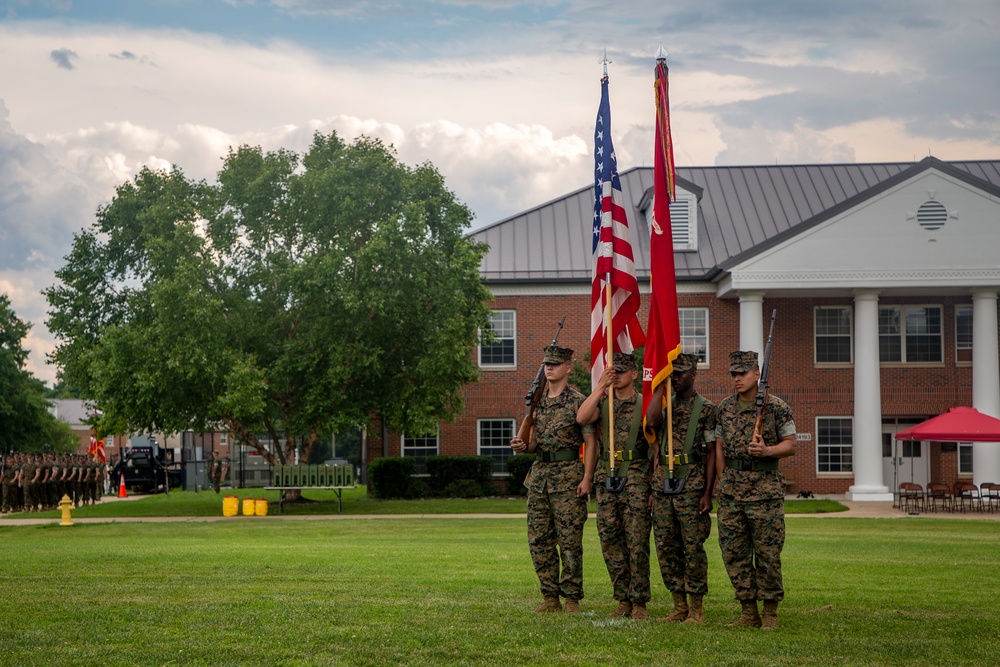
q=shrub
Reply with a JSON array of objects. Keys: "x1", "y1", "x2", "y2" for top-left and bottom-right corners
[
  {"x1": 505, "y1": 454, "x2": 535, "y2": 496},
  {"x1": 443, "y1": 479, "x2": 482, "y2": 498},
  {"x1": 406, "y1": 478, "x2": 432, "y2": 499},
  {"x1": 368, "y1": 457, "x2": 415, "y2": 499},
  {"x1": 426, "y1": 456, "x2": 493, "y2": 495}
]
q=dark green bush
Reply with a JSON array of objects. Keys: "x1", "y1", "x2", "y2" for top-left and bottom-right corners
[
  {"x1": 426, "y1": 456, "x2": 493, "y2": 495},
  {"x1": 443, "y1": 479, "x2": 482, "y2": 498},
  {"x1": 368, "y1": 456, "x2": 415, "y2": 499},
  {"x1": 505, "y1": 454, "x2": 536, "y2": 496},
  {"x1": 406, "y1": 478, "x2": 432, "y2": 499}
]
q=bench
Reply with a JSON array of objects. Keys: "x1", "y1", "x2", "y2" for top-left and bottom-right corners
[
  {"x1": 266, "y1": 463, "x2": 356, "y2": 513},
  {"x1": 264, "y1": 486, "x2": 354, "y2": 513}
]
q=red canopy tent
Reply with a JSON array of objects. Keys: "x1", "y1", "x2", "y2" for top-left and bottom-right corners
[{"x1": 895, "y1": 407, "x2": 1000, "y2": 442}]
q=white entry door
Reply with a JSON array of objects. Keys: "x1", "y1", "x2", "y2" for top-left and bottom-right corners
[{"x1": 882, "y1": 423, "x2": 930, "y2": 490}]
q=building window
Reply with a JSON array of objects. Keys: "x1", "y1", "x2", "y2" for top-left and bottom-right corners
[
  {"x1": 956, "y1": 305, "x2": 973, "y2": 364},
  {"x1": 878, "y1": 305, "x2": 943, "y2": 363},
  {"x1": 479, "y1": 310, "x2": 516, "y2": 368},
  {"x1": 220, "y1": 433, "x2": 228, "y2": 446},
  {"x1": 817, "y1": 417, "x2": 853, "y2": 473},
  {"x1": 679, "y1": 307, "x2": 709, "y2": 364},
  {"x1": 478, "y1": 419, "x2": 515, "y2": 474},
  {"x1": 815, "y1": 306, "x2": 852, "y2": 364},
  {"x1": 959, "y1": 444, "x2": 973, "y2": 475},
  {"x1": 402, "y1": 430, "x2": 439, "y2": 474}
]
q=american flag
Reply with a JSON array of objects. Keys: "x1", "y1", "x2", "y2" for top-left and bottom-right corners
[{"x1": 591, "y1": 75, "x2": 645, "y2": 388}]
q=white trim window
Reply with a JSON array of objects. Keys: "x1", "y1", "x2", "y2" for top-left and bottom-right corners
[
  {"x1": 814, "y1": 306, "x2": 852, "y2": 364},
  {"x1": 478, "y1": 419, "x2": 515, "y2": 475},
  {"x1": 955, "y1": 305, "x2": 973, "y2": 364},
  {"x1": 401, "y1": 430, "x2": 439, "y2": 474},
  {"x1": 679, "y1": 307, "x2": 709, "y2": 364},
  {"x1": 959, "y1": 443, "x2": 973, "y2": 475},
  {"x1": 817, "y1": 417, "x2": 853, "y2": 473},
  {"x1": 479, "y1": 310, "x2": 516, "y2": 368},
  {"x1": 878, "y1": 305, "x2": 943, "y2": 363}
]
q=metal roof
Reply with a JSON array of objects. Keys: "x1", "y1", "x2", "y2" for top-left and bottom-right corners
[{"x1": 471, "y1": 157, "x2": 1000, "y2": 284}]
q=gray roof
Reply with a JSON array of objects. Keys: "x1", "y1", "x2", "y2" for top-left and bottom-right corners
[{"x1": 472, "y1": 157, "x2": 1000, "y2": 283}]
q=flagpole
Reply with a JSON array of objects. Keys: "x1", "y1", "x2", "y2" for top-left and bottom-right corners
[{"x1": 605, "y1": 278, "x2": 616, "y2": 476}]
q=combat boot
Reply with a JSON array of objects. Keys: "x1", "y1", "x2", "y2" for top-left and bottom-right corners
[
  {"x1": 532, "y1": 596, "x2": 562, "y2": 613},
  {"x1": 761, "y1": 600, "x2": 779, "y2": 630},
  {"x1": 563, "y1": 599, "x2": 580, "y2": 614},
  {"x1": 608, "y1": 600, "x2": 632, "y2": 618},
  {"x1": 630, "y1": 603, "x2": 649, "y2": 620},
  {"x1": 684, "y1": 594, "x2": 705, "y2": 624},
  {"x1": 727, "y1": 600, "x2": 762, "y2": 627},
  {"x1": 659, "y1": 592, "x2": 689, "y2": 622}
]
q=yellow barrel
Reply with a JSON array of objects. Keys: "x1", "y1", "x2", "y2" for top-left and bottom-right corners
[
  {"x1": 223, "y1": 495, "x2": 239, "y2": 517},
  {"x1": 242, "y1": 497, "x2": 256, "y2": 516},
  {"x1": 255, "y1": 498, "x2": 268, "y2": 516}
]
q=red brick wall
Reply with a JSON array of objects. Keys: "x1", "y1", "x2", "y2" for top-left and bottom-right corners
[{"x1": 366, "y1": 291, "x2": 997, "y2": 496}]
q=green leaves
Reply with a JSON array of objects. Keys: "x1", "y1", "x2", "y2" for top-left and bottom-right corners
[{"x1": 46, "y1": 131, "x2": 492, "y2": 460}]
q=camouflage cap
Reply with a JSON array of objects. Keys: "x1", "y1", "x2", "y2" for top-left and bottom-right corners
[
  {"x1": 729, "y1": 350, "x2": 759, "y2": 373},
  {"x1": 611, "y1": 352, "x2": 637, "y2": 372},
  {"x1": 543, "y1": 345, "x2": 573, "y2": 364},
  {"x1": 672, "y1": 353, "x2": 699, "y2": 373}
]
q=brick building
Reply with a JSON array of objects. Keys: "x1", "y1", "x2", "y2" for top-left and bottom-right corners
[{"x1": 366, "y1": 156, "x2": 1000, "y2": 500}]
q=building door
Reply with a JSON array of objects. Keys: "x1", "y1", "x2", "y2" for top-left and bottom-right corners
[{"x1": 882, "y1": 421, "x2": 930, "y2": 492}]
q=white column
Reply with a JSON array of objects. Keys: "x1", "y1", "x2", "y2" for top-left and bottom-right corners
[
  {"x1": 847, "y1": 289, "x2": 893, "y2": 500},
  {"x1": 972, "y1": 288, "x2": 1000, "y2": 487},
  {"x1": 738, "y1": 291, "x2": 765, "y2": 355}
]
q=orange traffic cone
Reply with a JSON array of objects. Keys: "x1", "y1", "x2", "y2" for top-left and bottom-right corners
[{"x1": 118, "y1": 475, "x2": 127, "y2": 498}]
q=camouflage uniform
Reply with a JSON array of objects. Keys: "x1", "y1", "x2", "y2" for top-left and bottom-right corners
[
  {"x1": 524, "y1": 385, "x2": 595, "y2": 603},
  {"x1": 717, "y1": 371, "x2": 795, "y2": 604},
  {"x1": 211, "y1": 455, "x2": 223, "y2": 493},
  {"x1": 21, "y1": 456, "x2": 38, "y2": 512},
  {"x1": 652, "y1": 389, "x2": 717, "y2": 597},
  {"x1": 594, "y1": 391, "x2": 653, "y2": 606},
  {"x1": 1, "y1": 456, "x2": 13, "y2": 513}
]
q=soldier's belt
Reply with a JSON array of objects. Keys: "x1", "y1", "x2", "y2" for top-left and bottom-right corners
[
  {"x1": 613, "y1": 450, "x2": 641, "y2": 462},
  {"x1": 664, "y1": 452, "x2": 701, "y2": 466},
  {"x1": 537, "y1": 451, "x2": 578, "y2": 463},
  {"x1": 726, "y1": 457, "x2": 779, "y2": 471}
]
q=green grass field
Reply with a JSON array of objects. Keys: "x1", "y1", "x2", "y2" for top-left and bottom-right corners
[
  {"x1": 6, "y1": 486, "x2": 848, "y2": 518},
  {"x1": 1, "y1": 511, "x2": 997, "y2": 666}
]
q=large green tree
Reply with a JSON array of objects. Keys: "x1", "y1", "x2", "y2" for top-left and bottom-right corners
[
  {"x1": 46, "y1": 132, "x2": 492, "y2": 465},
  {"x1": 0, "y1": 294, "x2": 78, "y2": 452}
]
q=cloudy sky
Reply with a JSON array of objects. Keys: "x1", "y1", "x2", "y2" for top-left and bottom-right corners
[{"x1": 1, "y1": 0, "x2": 998, "y2": 384}]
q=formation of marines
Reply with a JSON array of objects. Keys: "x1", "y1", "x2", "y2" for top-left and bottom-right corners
[
  {"x1": 1, "y1": 452, "x2": 106, "y2": 514},
  {"x1": 512, "y1": 345, "x2": 796, "y2": 630}
]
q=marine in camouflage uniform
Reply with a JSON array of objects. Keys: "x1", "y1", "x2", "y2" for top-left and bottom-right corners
[
  {"x1": 21, "y1": 454, "x2": 40, "y2": 512},
  {"x1": 577, "y1": 352, "x2": 652, "y2": 620},
  {"x1": 646, "y1": 353, "x2": 718, "y2": 624},
  {"x1": 211, "y1": 451, "x2": 223, "y2": 493},
  {"x1": 510, "y1": 345, "x2": 597, "y2": 614},
  {"x1": 716, "y1": 350, "x2": 796, "y2": 630},
  {"x1": 1, "y1": 454, "x2": 14, "y2": 513}
]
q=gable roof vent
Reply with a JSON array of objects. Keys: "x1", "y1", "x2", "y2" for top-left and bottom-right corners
[{"x1": 916, "y1": 200, "x2": 947, "y2": 231}]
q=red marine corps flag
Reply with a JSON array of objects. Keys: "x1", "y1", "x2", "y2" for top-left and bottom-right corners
[
  {"x1": 591, "y1": 61, "x2": 645, "y2": 389},
  {"x1": 641, "y1": 48, "x2": 682, "y2": 442}
]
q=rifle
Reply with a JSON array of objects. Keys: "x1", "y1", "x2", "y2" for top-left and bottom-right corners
[
  {"x1": 753, "y1": 310, "x2": 777, "y2": 438},
  {"x1": 516, "y1": 316, "x2": 567, "y2": 443}
]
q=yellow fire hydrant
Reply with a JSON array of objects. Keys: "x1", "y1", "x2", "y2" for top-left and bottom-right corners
[{"x1": 58, "y1": 494, "x2": 75, "y2": 526}]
